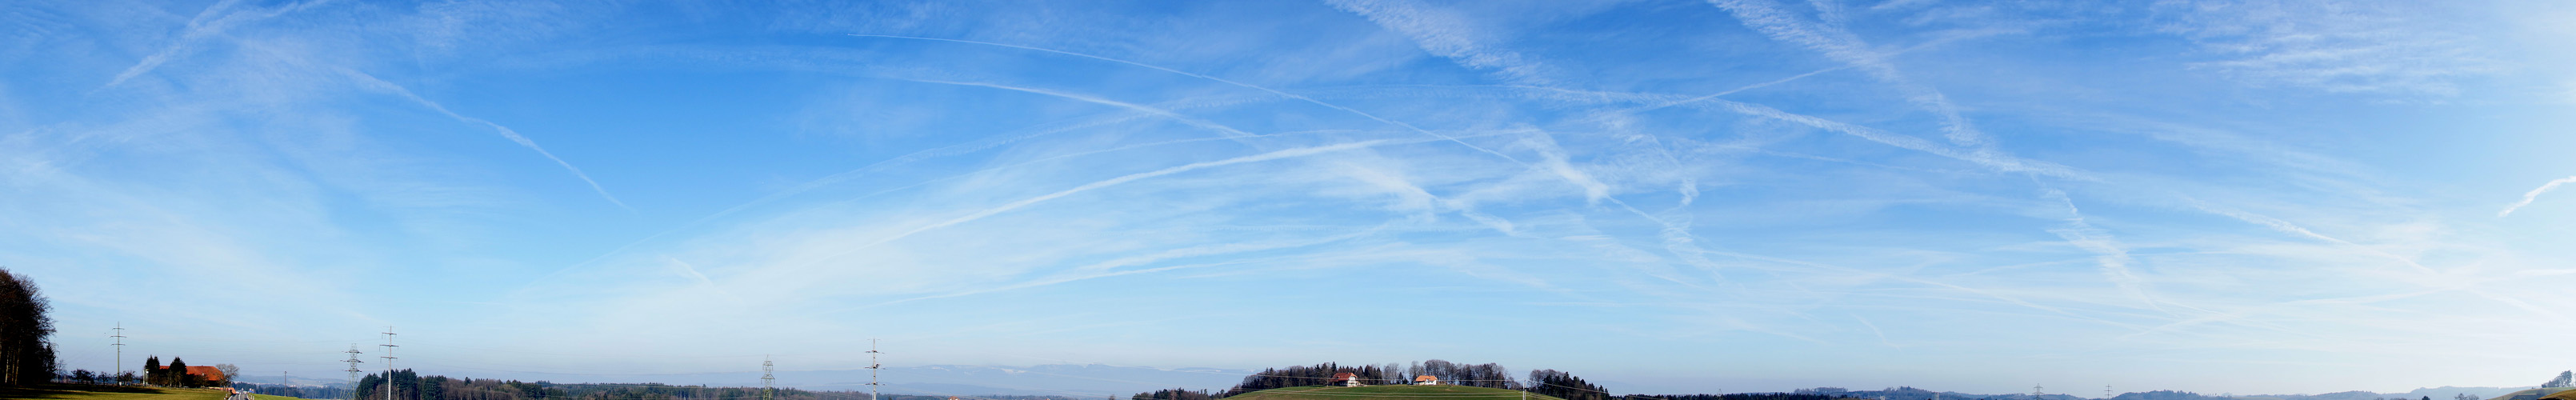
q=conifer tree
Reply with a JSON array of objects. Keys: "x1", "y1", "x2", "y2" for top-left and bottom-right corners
[
  {"x1": 143, "y1": 356, "x2": 162, "y2": 386},
  {"x1": 169, "y1": 357, "x2": 190, "y2": 387}
]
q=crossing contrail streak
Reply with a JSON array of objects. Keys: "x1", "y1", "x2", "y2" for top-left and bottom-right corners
[{"x1": 334, "y1": 67, "x2": 632, "y2": 210}]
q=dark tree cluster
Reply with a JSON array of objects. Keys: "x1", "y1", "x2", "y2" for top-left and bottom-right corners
[
  {"x1": 61, "y1": 368, "x2": 130, "y2": 385},
  {"x1": 139, "y1": 355, "x2": 217, "y2": 387},
  {"x1": 1221, "y1": 362, "x2": 1392, "y2": 396},
  {"x1": 1404, "y1": 360, "x2": 1518, "y2": 390},
  {"x1": 0, "y1": 268, "x2": 58, "y2": 387},
  {"x1": 1527, "y1": 370, "x2": 1610, "y2": 400},
  {"x1": 552, "y1": 382, "x2": 822, "y2": 400},
  {"x1": 2547, "y1": 371, "x2": 2573, "y2": 389},
  {"x1": 2109, "y1": 390, "x2": 2230, "y2": 400},
  {"x1": 1136, "y1": 388, "x2": 1220, "y2": 400},
  {"x1": 350, "y1": 371, "x2": 852, "y2": 400},
  {"x1": 235, "y1": 382, "x2": 352, "y2": 400}
]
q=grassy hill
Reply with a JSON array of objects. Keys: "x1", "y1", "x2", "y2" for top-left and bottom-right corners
[
  {"x1": 1226, "y1": 386, "x2": 1572, "y2": 400},
  {"x1": 2535, "y1": 389, "x2": 2576, "y2": 400},
  {"x1": 2490, "y1": 388, "x2": 2574, "y2": 400},
  {"x1": 0, "y1": 385, "x2": 230, "y2": 400}
]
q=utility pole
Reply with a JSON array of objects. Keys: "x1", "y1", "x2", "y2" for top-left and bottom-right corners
[
  {"x1": 2105, "y1": 386, "x2": 2113, "y2": 400},
  {"x1": 868, "y1": 339, "x2": 882, "y2": 400},
  {"x1": 762, "y1": 356, "x2": 776, "y2": 400},
  {"x1": 381, "y1": 327, "x2": 398, "y2": 400},
  {"x1": 2032, "y1": 385, "x2": 2045, "y2": 400},
  {"x1": 111, "y1": 322, "x2": 126, "y2": 386}
]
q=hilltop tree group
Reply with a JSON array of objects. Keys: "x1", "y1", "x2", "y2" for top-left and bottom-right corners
[
  {"x1": 1146, "y1": 360, "x2": 1877, "y2": 400},
  {"x1": 0, "y1": 268, "x2": 58, "y2": 387},
  {"x1": 1528, "y1": 369, "x2": 1610, "y2": 400}
]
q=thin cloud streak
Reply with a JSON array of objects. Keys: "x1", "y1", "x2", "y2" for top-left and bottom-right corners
[
  {"x1": 823, "y1": 139, "x2": 1398, "y2": 258},
  {"x1": 331, "y1": 67, "x2": 632, "y2": 210},
  {"x1": 1707, "y1": 0, "x2": 1992, "y2": 147},
  {"x1": 2498, "y1": 175, "x2": 2576, "y2": 217},
  {"x1": 98, "y1": 0, "x2": 336, "y2": 90}
]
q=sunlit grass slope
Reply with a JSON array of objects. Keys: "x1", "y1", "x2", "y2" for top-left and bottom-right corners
[
  {"x1": 2534, "y1": 388, "x2": 2576, "y2": 400},
  {"x1": 1226, "y1": 386, "x2": 1573, "y2": 400}
]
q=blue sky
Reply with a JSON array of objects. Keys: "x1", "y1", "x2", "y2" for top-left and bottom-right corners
[{"x1": 9, "y1": 0, "x2": 2576, "y2": 396}]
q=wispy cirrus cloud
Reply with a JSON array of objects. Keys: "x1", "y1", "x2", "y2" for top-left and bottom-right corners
[
  {"x1": 12, "y1": 0, "x2": 2575, "y2": 394},
  {"x1": 2152, "y1": 0, "x2": 2498, "y2": 96}
]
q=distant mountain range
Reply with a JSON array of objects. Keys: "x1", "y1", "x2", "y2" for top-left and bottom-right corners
[
  {"x1": 223, "y1": 366, "x2": 2535, "y2": 400},
  {"x1": 234, "y1": 364, "x2": 1254, "y2": 398},
  {"x1": 1766, "y1": 386, "x2": 2536, "y2": 400}
]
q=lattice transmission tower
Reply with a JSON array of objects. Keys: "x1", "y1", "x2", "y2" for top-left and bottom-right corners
[
  {"x1": 111, "y1": 323, "x2": 126, "y2": 385},
  {"x1": 342, "y1": 345, "x2": 366, "y2": 390},
  {"x1": 762, "y1": 356, "x2": 777, "y2": 400}
]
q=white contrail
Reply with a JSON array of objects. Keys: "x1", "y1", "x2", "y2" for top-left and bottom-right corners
[
  {"x1": 2190, "y1": 198, "x2": 2572, "y2": 323},
  {"x1": 907, "y1": 79, "x2": 1257, "y2": 140},
  {"x1": 100, "y1": 0, "x2": 336, "y2": 90},
  {"x1": 2498, "y1": 175, "x2": 2576, "y2": 217},
  {"x1": 2045, "y1": 190, "x2": 2168, "y2": 314},
  {"x1": 846, "y1": 34, "x2": 1525, "y2": 162},
  {"x1": 1708, "y1": 0, "x2": 1991, "y2": 147},
  {"x1": 855, "y1": 33, "x2": 1730, "y2": 280},
  {"x1": 1686, "y1": 98, "x2": 2091, "y2": 180},
  {"x1": 834, "y1": 140, "x2": 1396, "y2": 255},
  {"x1": 334, "y1": 67, "x2": 631, "y2": 210},
  {"x1": 1320, "y1": 0, "x2": 1559, "y2": 86}
]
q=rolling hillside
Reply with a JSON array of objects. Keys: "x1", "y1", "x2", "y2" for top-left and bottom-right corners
[
  {"x1": 2489, "y1": 388, "x2": 2573, "y2": 400},
  {"x1": 1226, "y1": 386, "x2": 1573, "y2": 400},
  {"x1": 2533, "y1": 388, "x2": 2576, "y2": 400}
]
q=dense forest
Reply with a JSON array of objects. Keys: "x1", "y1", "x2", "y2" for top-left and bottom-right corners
[
  {"x1": 0, "y1": 267, "x2": 58, "y2": 387},
  {"x1": 1527, "y1": 369, "x2": 1610, "y2": 400}
]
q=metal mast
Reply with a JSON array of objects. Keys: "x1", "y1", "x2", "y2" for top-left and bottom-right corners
[
  {"x1": 111, "y1": 323, "x2": 126, "y2": 385},
  {"x1": 762, "y1": 356, "x2": 776, "y2": 400},
  {"x1": 2032, "y1": 385, "x2": 2045, "y2": 400},
  {"x1": 381, "y1": 327, "x2": 398, "y2": 400},
  {"x1": 868, "y1": 339, "x2": 882, "y2": 400},
  {"x1": 343, "y1": 344, "x2": 366, "y2": 395}
]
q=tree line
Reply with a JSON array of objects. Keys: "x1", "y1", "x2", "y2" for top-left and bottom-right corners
[
  {"x1": 1, "y1": 267, "x2": 58, "y2": 387},
  {"x1": 1131, "y1": 360, "x2": 1906, "y2": 400},
  {"x1": 134, "y1": 355, "x2": 234, "y2": 387},
  {"x1": 1209, "y1": 359, "x2": 1523, "y2": 398},
  {"x1": 236, "y1": 382, "x2": 355, "y2": 400},
  {"x1": 351, "y1": 370, "x2": 898, "y2": 400},
  {"x1": 1142, "y1": 360, "x2": 1847, "y2": 400}
]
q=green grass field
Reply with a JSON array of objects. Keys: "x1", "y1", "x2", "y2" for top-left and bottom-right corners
[
  {"x1": 0, "y1": 385, "x2": 230, "y2": 400},
  {"x1": 1225, "y1": 386, "x2": 1573, "y2": 400}
]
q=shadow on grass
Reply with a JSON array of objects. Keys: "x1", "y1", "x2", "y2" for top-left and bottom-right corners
[{"x1": 0, "y1": 383, "x2": 186, "y2": 399}]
